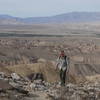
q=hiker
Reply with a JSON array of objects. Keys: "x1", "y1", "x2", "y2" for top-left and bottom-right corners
[{"x1": 56, "y1": 50, "x2": 69, "y2": 86}]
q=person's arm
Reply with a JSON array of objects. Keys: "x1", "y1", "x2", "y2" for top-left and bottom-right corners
[
  {"x1": 56, "y1": 63, "x2": 59, "y2": 70},
  {"x1": 66, "y1": 57, "x2": 70, "y2": 72},
  {"x1": 67, "y1": 57, "x2": 70, "y2": 65},
  {"x1": 55, "y1": 57, "x2": 60, "y2": 70}
]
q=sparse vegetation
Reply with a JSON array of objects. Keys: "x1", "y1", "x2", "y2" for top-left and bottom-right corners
[{"x1": 0, "y1": 23, "x2": 100, "y2": 100}]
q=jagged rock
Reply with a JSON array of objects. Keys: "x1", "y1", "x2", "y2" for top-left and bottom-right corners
[
  {"x1": 0, "y1": 71, "x2": 100, "y2": 100},
  {"x1": 0, "y1": 72, "x2": 5, "y2": 79},
  {"x1": 28, "y1": 80, "x2": 48, "y2": 91},
  {"x1": 11, "y1": 73, "x2": 20, "y2": 80},
  {"x1": 27, "y1": 73, "x2": 44, "y2": 82},
  {"x1": 9, "y1": 81, "x2": 22, "y2": 88},
  {"x1": 66, "y1": 83, "x2": 76, "y2": 88},
  {"x1": 13, "y1": 87, "x2": 29, "y2": 95}
]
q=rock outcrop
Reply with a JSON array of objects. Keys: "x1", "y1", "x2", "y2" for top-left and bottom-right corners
[{"x1": 0, "y1": 72, "x2": 100, "y2": 100}]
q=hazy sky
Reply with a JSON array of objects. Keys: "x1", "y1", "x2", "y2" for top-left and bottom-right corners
[{"x1": 0, "y1": 0, "x2": 100, "y2": 17}]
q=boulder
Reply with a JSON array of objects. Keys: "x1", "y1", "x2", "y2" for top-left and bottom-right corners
[
  {"x1": 11, "y1": 73, "x2": 20, "y2": 80},
  {"x1": 0, "y1": 72, "x2": 5, "y2": 79},
  {"x1": 27, "y1": 73, "x2": 44, "y2": 82}
]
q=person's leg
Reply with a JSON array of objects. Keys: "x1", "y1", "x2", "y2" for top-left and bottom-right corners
[
  {"x1": 60, "y1": 69, "x2": 63, "y2": 85},
  {"x1": 62, "y1": 70, "x2": 67, "y2": 85}
]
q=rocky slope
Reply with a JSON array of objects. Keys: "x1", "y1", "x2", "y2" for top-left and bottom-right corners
[
  {"x1": 0, "y1": 37, "x2": 100, "y2": 83},
  {"x1": 0, "y1": 37, "x2": 100, "y2": 99},
  {"x1": 0, "y1": 72, "x2": 100, "y2": 100}
]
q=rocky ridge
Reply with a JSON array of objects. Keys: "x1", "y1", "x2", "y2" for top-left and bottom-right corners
[{"x1": 0, "y1": 72, "x2": 100, "y2": 100}]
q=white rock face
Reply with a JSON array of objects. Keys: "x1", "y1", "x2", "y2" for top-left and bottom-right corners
[
  {"x1": 0, "y1": 72, "x2": 5, "y2": 79},
  {"x1": 38, "y1": 58, "x2": 46, "y2": 63},
  {"x1": 11, "y1": 73, "x2": 20, "y2": 80}
]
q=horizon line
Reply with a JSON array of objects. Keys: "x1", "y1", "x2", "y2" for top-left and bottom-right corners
[{"x1": 0, "y1": 11, "x2": 100, "y2": 18}]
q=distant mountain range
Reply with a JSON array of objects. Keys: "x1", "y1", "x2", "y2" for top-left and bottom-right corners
[{"x1": 0, "y1": 12, "x2": 100, "y2": 24}]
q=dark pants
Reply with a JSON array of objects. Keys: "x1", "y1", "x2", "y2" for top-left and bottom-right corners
[{"x1": 60, "y1": 69, "x2": 67, "y2": 86}]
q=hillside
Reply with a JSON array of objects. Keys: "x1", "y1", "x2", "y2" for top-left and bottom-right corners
[
  {"x1": 0, "y1": 12, "x2": 100, "y2": 24},
  {"x1": 0, "y1": 32, "x2": 100, "y2": 100},
  {"x1": 0, "y1": 37, "x2": 100, "y2": 83}
]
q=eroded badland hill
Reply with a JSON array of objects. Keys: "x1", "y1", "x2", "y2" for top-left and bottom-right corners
[{"x1": 0, "y1": 24, "x2": 100, "y2": 100}]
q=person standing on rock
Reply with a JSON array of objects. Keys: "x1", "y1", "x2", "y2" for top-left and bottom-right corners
[{"x1": 56, "y1": 50, "x2": 69, "y2": 86}]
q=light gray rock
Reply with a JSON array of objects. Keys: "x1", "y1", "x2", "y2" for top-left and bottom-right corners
[
  {"x1": 11, "y1": 73, "x2": 20, "y2": 80},
  {"x1": 0, "y1": 72, "x2": 5, "y2": 79}
]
